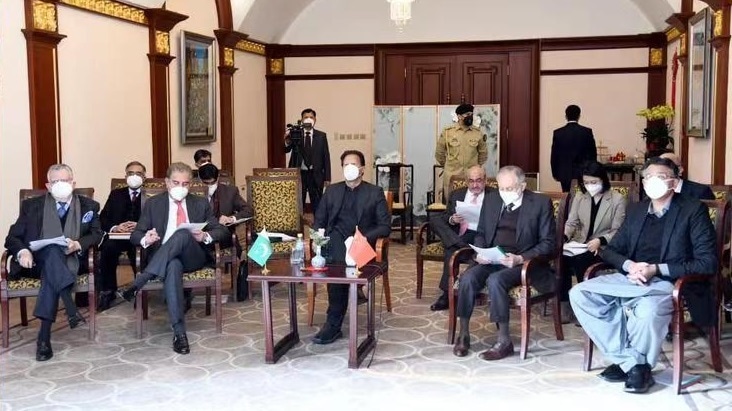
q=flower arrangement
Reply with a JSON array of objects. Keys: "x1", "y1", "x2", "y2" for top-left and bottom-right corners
[
  {"x1": 636, "y1": 104, "x2": 675, "y2": 152},
  {"x1": 309, "y1": 228, "x2": 330, "y2": 247}
]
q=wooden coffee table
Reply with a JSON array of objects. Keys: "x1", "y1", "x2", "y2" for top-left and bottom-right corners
[{"x1": 249, "y1": 260, "x2": 382, "y2": 369}]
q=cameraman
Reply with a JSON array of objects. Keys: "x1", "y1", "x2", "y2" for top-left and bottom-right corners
[{"x1": 284, "y1": 108, "x2": 331, "y2": 213}]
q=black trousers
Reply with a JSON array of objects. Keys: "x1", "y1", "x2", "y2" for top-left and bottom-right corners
[
  {"x1": 560, "y1": 179, "x2": 572, "y2": 193},
  {"x1": 560, "y1": 252, "x2": 601, "y2": 301},
  {"x1": 98, "y1": 239, "x2": 136, "y2": 292},
  {"x1": 438, "y1": 231, "x2": 476, "y2": 293},
  {"x1": 301, "y1": 170, "x2": 323, "y2": 213},
  {"x1": 456, "y1": 263, "x2": 522, "y2": 324},
  {"x1": 143, "y1": 231, "x2": 209, "y2": 331},
  {"x1": 34, "y1": 246, "x2": 77, "y2": 322},
  {"x1": 323, "y1": 231, "x2": 350, "y2": 329}
]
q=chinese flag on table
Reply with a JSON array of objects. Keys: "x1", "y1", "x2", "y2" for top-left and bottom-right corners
[{"x1": 348, "y1": 226, "x2": 376, "y2": 268}]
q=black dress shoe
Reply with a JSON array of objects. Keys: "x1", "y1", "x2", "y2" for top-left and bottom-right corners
[
  {"x1": 173, "y1": 333, "x2": 190, "y2": 355},
  {"x1": 452, "y1": 334, "x2": 470, "y2": 357},
  {"x1": 478, "y1": 341, "x2": 514, "y2": 361},
  {"x1": 68, "y1": 313, "x2": 86, "y2": 329},
  {"x1": 430, "y1": 295, "x2": 449, "y2": 311},
  {"x1": 624, "y1": 364, "x2": 654, "y2": 393},
  {"x1": 36, "y1": 341, "x2": 53, "y2": 362},
  {"x1": 312, "y1": 326, "x2": 343, "y2": 345},
  {"x1": 117, "y1": 287, "x2": 137, "y2": 303},
  {"x1": 598, "y1": 364, "x2": 628, "y2": 382},
  {"x1": 97, "y1": 290, "x2": 116, "y2": 312}
]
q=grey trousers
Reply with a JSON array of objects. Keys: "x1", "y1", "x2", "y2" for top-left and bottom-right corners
[
  {"x1": 569, "y1": 273, "x2": 674, "y2": 372},
  {"x1": 457, "y1": 263, "x2": 522, "y2": 323}
]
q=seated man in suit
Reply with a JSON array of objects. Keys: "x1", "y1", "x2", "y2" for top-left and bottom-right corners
[
  {"x1": 5, "y1": 164, "x2": 103, "y2": 361},
  {"x1": 429, "y1": 165, "x2": 489, "y2": 311},
  {"x1": 197, "y1": 163, "x2": 253, "y2": 250},
  {"x1": 192, "y1": 149, "x2": 212, "y2": 178},
  {"x1": 120, "y1": 162, "x2": 228, "y2": 354},
  {"x1": 570, "y1": 157, "x2": 717, "y2": 394},
  {"x1": 97, "y1": 161, "x2": 146, "y2": 311},
  {"x1": 453, "y1": 166, "x2": 555, "y2": 360},
  {"x1": 659, "y1": 152, "x2": 714, "y2": 200},
  {"x1": 311, "y1": 150, "x2": 391, "y2": 344}
]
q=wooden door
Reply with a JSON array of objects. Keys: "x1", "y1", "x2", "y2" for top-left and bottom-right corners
[
  {"x1": 455, "y1": 54, "x2": 508, "y2": 104},
  {"x1": 405, "y1": 56, "x2": 452, "y2": 105}
]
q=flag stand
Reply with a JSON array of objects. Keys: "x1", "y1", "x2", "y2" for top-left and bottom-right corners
[{"x1": 262, "y1": 264, "x2": 270, "y2": 275}]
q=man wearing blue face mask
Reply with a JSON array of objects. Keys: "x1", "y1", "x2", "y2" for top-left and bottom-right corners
[
  {"x1": 570, "y1": 157, "x2": 717, "y2": 394},
  {"x1": 310, "y1": 150, "x2": 391, "y2": 344}
]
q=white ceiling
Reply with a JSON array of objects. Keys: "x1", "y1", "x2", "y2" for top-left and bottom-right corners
[{"x1": 232, "y1": 0, "x2": 678, "y2": 44}]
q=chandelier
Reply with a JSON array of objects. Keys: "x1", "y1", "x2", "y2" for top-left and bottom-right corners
[{"x1": 387, "y1": 0, "x2": 415, "y2": 30}]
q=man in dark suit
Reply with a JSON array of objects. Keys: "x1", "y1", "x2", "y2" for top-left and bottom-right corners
[
  {"x1": 570, "y1": 157, "x2": 717, "y2": 394},
  {"x1": 198, "y1": 163, "x2": 253, "y2": 250},
  {"x1": 429, "y1": 165, "x2": 489, "y2": 311},
  {"x1": 192, "y1": 149, "x2": 212, "y2": 178},
  {"x1": 285, "y1": 108, "x2": 331, "y2": 212},
  {"x1": 97, "y1": 161, "x2": 146, "y2": 312},
  {"x1": 120, "y1": 162, "x2": 228, "y2": 354},
  {"x1": 311, "y1": 150, "x2": 391, "y2": 345},
  {"x1": 453, "y1": 166, "x2": 556, "y2": 360},
  {"x1": 551, "y1": 104, "x2": 597, "y2": 192},
  {"x1": 5, "y1": 164, "x2": 103, "y2": 361},
  {"x1": 659, "y1": 152, "x2": 714, "y2": 200}
]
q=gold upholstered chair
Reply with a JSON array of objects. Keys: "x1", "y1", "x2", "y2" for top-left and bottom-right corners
[{"x1": 1, "y1": 188, "x2": 97, "y2": 348}]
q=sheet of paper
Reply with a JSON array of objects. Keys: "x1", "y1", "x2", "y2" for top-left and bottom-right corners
[
  {"x1": 455, "y1": 201, "x2": 481, "y2": 226},
  {"x1": 107, "y1": 232, "x2": 131, "y2": 241},
  {"x1": 267, "y1": 232, "x2": 297, "y2": 242},
  {"x1": 469, "y1": 244, "x2": 506, "y2": 262},
  {"x1": 224, "y1": 216, "x2": 253, "y2": 226},
  {"x1": 175, "y1": 222, "x2": 207, "y2": 232},
  {"x1": 29, "y1": 236, "x2": 68, "y2": 252},
  {"x1": 562, "y1": 241, "x2": 588, "y2": 256}
]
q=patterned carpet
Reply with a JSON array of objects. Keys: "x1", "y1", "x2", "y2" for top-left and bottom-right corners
[{"x1": 1, "y1": 242, "x2": 731, "y2": 410}]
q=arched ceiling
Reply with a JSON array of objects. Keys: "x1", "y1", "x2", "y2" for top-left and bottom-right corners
[{"x1": 232, "y1": 0, "x2": 678, "y2": 44}]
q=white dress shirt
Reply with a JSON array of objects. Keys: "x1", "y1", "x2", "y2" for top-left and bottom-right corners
[{"x1": 465, "y1": 190, "x2": 485, "y2": 231}]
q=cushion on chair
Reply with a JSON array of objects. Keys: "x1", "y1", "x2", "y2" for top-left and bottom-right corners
[
  {"x1": 8, "y1": 274, "x2": 89, "y2": 291},
  {"x1": 182, "y1": 267, "x2": 216, "y2": 281},
  {"x1": 426, "y1": 203, "x2": 446, "y2": 211},
  {"x1": 421, "y1": 242, "x2": 445, "y2": 258}
]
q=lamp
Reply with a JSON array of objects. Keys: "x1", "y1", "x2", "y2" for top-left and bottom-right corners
[{"x1": 387, "y1": 0, "x2": 415, "y2": 30}]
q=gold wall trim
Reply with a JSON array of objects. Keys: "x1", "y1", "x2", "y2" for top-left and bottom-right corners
[
  {"x1": 680, "y1": 34, "x2": 687, "y2": 55},
  {"x1": 269, "y1": 58, "x2": 284, "y2": 75},
  {"x1": 649, "y1": 48, "x2": 663, "y2": 66},
  {"x1": 33, "y1": 0, "x2": 58, "y2": 32},
  {"x1": 155, "y1": 30, "x2": 169, "y2": 54},
  {"x1": 665, "y1": 27, "x2": 681, "y2": 42},
  {"x1": 714, "y1": 10, "x2": 723, "y2": 37},
  {"x1": 59, "y1": 0, "x2": 148, "y2": 25},
  {"x1": 235, "y1": 39, "x2": 266, "y2": 55},
  {"x1": 223, "y1": 48, "x2": 234, "y2": 67}
]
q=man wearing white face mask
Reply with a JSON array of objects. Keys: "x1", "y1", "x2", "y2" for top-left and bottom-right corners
[
  {"x1": 570, "y1": 157, "x2": 717, "y2": 394},
  {"x1": 311, "y1": 150, "x2": 391, "y2": 345},
  {"x1": 284, "y1": 108, "x2": 331, "y2": 213},
  {"x1": 5, "y1": 164, "x2": 103, "y2": 361},
  {"x1": 122, "y1": 162, "x2": 228, "y2": 355},
  {"x1": 97, "y1": 161, "x2": 147, "y2": 312}
]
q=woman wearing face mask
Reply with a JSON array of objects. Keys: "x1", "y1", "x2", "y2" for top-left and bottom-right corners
[{"x1": 560, "y1": 161, "x2": 627, "y2": 323}]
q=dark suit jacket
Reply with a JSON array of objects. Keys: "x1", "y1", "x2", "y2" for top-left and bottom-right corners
[
  {"x1": 474, "y1": 190, "x2": 557, "y2": 292},
  {"x1": 130, "y1": 193, "x2": 229, "y2": 258},
  {"x1": 285, "y1": 129, "x2": 331, "y2": 186},
  {"x1": 314, "y1": 181, "x2": 391, "y2": 245},
  {"x1": 210, "y1": 184, "x2": 252, "y2": 219},
  {"x1": 550, "y1": 122, "x2": 597, "y2": 186},
  {"x1": 680, "y1": 179, "x2": 715, "y2": 200},
  {"x1": 600, "y1": 194, "x2": 718, "y2": 326},
  {"x1": 99, "y1": 187, "x2": 142, "y2": 232},
  {"x1": 5, "y1": 194, "x2": 103, "y2": 277}
]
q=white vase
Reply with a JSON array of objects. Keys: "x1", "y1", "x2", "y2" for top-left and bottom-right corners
[{"x1": 311, "y1": 245, "x2": 326, "y2": 269}]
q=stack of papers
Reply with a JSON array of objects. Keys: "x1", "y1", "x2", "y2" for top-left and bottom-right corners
[
  {"x1": 455, "y1": 201, "x2": 481, "y2": 227},
  {"x1": 175, "y1": 222, "x2": 207, "y2": 232},
  {"x1": 469, "y1": 244, "x2": 506, "y2": 263},
  {"x1": 267, "y1": 233, "x2": 297, "y2": 242},
  {"x1": 224, "y1": 217, "x2": 253, "y2": 226},
  {"x1": 29, "y1": 236, "x2": 68, "y2": 252},
  {"x1": 108, "y1": 232, "x2": 132, "y2": 240},
  {"x1": 563, "y1": 241, "x2": 588, "y2": 257}
]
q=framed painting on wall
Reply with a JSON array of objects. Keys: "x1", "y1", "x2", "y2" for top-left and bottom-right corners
[
  {"x1": 180, "y1": 31, "x2": 216, "y2": 144},
  {"x1": 687, "y1": 9, "x2": 713, "y2": 138}
]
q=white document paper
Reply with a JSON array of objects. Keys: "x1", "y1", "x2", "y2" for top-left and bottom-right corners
[
  {"x1": 469, "y1": 244, "x2": 506, "y2": 263},
  {"x1": 562, "y1": 241, "x2": 588, "y2": 257},
  {"x1": 107, "y1": 232, "x2": 132, "y2": 241},
  {"x1": 29, "y1": 236, "x2": 68, "y2": 252},
  {"x1": 268, "y1": 232, "x2": 297, "y2": 242},
  {"x1": 224, "y1": 216, "x2": 253, "y2": 226},
  {"x1": 455, "y1": 201, "x2": 481, "y2": 226},
  {"x1": 175, "y1": 222, "x2": 207, "y2": 232}
]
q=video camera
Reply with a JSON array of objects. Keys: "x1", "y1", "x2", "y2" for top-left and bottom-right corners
[{"x1": 286, "y1": 120, "x2": 305, "y2": 143}]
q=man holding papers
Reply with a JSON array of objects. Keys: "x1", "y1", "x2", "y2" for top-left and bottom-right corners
[
  {"x1": 122, "y1": 162, "x2": 228, "y2": 354},
  {"x1": 5, "y1": 164, "x2": 103, "y2": 361},
  {"x1": 454, "y1": 166, "x2": 555, "y2": 360},
  {"x1": 429, "y1": 166, "x2": 488, "y2": 311},
  {"x1": 198, "y1": 163, "x2": 253, "y2": 251}
]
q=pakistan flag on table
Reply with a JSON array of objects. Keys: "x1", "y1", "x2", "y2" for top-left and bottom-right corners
[{"x1": 248, "y1": 228, "x2": 273, "y2": 267}]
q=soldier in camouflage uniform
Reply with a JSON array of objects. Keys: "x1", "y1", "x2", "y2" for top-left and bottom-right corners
[{"x1": 435, "y1": 104, "x2": 488, "y2": 201}]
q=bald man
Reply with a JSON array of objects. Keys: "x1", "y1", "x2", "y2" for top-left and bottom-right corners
[{"x1": 658, "y1": 153, "x2": 714, "y2": 200}]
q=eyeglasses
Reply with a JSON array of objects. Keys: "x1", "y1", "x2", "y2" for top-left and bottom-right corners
[
  {"x1": 643, "y1": 173, "x2": 673, "y2": 180},
  {"x1": 126, "y1": 171, "x2": 145, "y2": 177}
]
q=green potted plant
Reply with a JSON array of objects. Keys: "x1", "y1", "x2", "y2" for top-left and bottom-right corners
[{"x1": 636, "y1": 104, "x2": 675, "y2": 157}]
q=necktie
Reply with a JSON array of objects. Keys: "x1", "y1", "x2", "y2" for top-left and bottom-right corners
[
  {"x1": 506, "y1": 203, "x2": 514, "y2": 212},
  {"x1": 57, "y1": 202, "x2": 68, "y2": 219},
  {"x1": 459, "y1": 194, "x2": 479, "y2": 236},
  {"x1": 131, "y1": 190, "x2": 138, "y2": 202},
  {"x1": 303, "y1": 131, "x2": 312, "y2": 167},
  {"x1": 176, "y1": 201, "x2": 187, "y2": 226}
]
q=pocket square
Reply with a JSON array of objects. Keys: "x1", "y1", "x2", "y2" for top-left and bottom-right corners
[{"x1": 82, "y1": 211, "x2": 94, "y2": 223}]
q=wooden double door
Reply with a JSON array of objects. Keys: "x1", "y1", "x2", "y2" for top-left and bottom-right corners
[{"x1": 376, "y1": 41, "x2": 539, "y2": 171}]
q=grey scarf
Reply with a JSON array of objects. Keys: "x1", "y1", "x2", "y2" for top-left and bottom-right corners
[{"x1": 41, "y1": 193, "x2": 81, "y2": 275}]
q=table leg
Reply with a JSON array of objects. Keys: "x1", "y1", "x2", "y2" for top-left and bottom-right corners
[
  {"x1": 350, "y1": 279, "x2": 377, "y2": 369},
  {"x1": 261, "y1": 280, "x2": 275, "y2": 363},
  {"x1": 348, "y1": 283, "x2": 358, "y2": 367},
  {"x1": 262, "y1": 281, "x2": 300, "y2": 364}
]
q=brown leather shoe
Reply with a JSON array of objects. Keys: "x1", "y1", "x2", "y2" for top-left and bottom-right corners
[
  {"x1": 478, "y1": 341, "x2": 514, "y2": 361},
  {"x1": 452, "y1": 335, "x2": 470, "y2": 357}
]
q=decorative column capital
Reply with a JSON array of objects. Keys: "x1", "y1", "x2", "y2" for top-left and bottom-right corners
[
  {"x1": 649, "y1": 48, "x2": 664, "y2": 67},
  {"x1": 144, "y1": 8, "x2": 187, "y2": 63}
]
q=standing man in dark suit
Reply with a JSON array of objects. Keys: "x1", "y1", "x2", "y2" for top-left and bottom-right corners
[
  {"x1": 120, "y1": 162, "x2": 228, "y2": 355},
  {"x1": 311, "y1": 150, "x2": 391, "y2": 345},
  {"x1": 198, "y1": 163, "x2": 253, "y2": 249},
  {"x1": 97, "y1": 161, "x2": 146, "y2": 312},
  {"x1": 570, "y1": 157, "x2": 717, "y2": 393},
  {"x1": 453, "y1": 166, "x2": 556, "y2": 360},
  {"x1": 429, "y1": 165, "x2": 489, "y2": 311},
  {"x1": 659, "y1": 152, "x2": 714, "y2": 200},
  {"x1": 5, "y1": 164, "x2": 103, "y2": 361},
  {"x1": 551, "y1": 105, "x2": 597, "y2": 192},
  {"x1": 285, "y1": 108, "x2": 331, "y2": 213}
]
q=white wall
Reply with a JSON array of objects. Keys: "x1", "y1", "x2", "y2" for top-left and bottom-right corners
[
  {"x1": 0, "y1": 0, "x2": 33, "y2": 238},
  {"x1": 281, "y1": 0, "x2": 655, "y2": 44},
  {"x1": 233, "y1": 51, "x2": 268, "y2": 192},
  {"x1": 57, "y1": 6, "x2": 151, "y2": 206}
]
